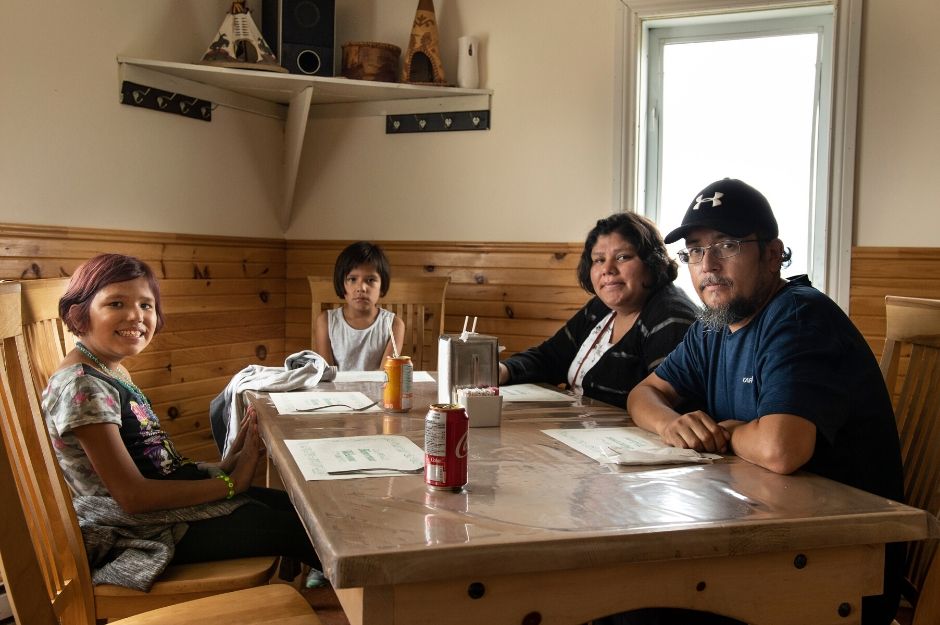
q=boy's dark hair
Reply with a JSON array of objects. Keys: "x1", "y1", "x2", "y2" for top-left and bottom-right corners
[
  {"x1": 333, "y1": 241, "x2": 392, "y2": 298},
  {"x1": 60, "y1": 253, "x2": 166, "y2": 336},
  {"x1": 576, "y1": 212, "x2": 678, "y2": 295}
]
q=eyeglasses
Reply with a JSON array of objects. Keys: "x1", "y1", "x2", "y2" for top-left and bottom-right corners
[{"x1": 677, "y1": 239, "x2": 763, "y2": 264}]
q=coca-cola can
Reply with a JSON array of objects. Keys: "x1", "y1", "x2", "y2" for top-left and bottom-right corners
[{"x1": 424, "y1": 403, "x2": 469, "y2": 491}]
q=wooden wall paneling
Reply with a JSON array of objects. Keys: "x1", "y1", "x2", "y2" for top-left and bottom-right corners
[
  {"x1": 850, "y1": 248, "x2": 940, "y2": 402},
  {"x1": 151, "y1": 392, "x2": 220, "y2": 436},
  {"x1": 0, "y1": 223, "x2": 287, "y2": 461},
  {"x1": 8, "y1": 225, "x2": 937, "y2": 465},
  {"x1": 285, "y1": 241, "x2": 590, "y2": 359},
  {"x1": 850, "y1": 248, "x2": 940, "y2": 362},
  {"x1": 131, "y1": 338, "x2": 287, "y2": 373},
  {"x1": 144, "y1": 322, "x2": 286, "y2": 353}
]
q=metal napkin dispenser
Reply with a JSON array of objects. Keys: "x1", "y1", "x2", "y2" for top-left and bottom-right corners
[{"x1": 437, "y1": 333, "x2": 499, "y2": 403}]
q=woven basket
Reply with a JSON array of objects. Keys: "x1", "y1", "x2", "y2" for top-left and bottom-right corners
[{"x1": 341, "y1": 41, "x2": 402, "y2": 83}]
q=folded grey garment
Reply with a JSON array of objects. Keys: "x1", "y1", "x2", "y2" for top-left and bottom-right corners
[{"x1": 284, "y1": 349, "x2": 337, "y2": 381}]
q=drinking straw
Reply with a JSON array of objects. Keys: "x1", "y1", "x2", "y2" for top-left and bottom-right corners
[
  {"x1": 460, "y1": 315, "x2": 471, "y2": 341},
  {"x1": 470, "y1": 317, "x2": 478, "y2": 333},
  {"x1": 388, "y1": 316, "x2": 399, "y2": 358}
]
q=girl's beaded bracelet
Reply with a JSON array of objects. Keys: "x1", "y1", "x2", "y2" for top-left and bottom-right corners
[{"x1": 216, "y1": 472, "x2": 235, "y2": 499}]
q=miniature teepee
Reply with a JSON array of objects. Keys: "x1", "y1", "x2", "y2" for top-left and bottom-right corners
[
  {"x1": 200, "y1": 1, "x2": 288, "y2": 73},
  {"x1": 401, "y1": 0, "x2": 446, "y2": 84}
]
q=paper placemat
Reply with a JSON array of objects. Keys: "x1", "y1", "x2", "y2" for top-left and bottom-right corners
[
  {"x1": 542, "y1": 427, "x2": 721, "y2": 465},
  {"x1": 284, "y1": 435, "x2": 425, "y2": 480},
  {"x1": 499, "y1": 383, "x2": 573, "y2": 402},
  {"x1": 269, "y1": 391, "x2": 382, "y2": 414}
]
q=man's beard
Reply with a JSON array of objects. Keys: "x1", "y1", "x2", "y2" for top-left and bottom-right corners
[{"x1": 697, "y1": 275, "x2": 771, "y2": 331}]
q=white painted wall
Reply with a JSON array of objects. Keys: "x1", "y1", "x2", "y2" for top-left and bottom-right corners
[
  {"x1": 0, "y1": 0, "x2": 937, "y2": 246},
  {"x1": 0, "y1": 0, "x2": 284, "y2": 238},
  {"x1": 287, "y1": 0, "x2": 617, "y2": 242},
  {"x1": 854, "y1": 0, "x2": 940, "y2": 246}
]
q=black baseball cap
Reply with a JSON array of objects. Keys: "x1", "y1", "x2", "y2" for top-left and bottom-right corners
[{"x1": 663, "y1": 178, "x2": 779, "y2": 244}]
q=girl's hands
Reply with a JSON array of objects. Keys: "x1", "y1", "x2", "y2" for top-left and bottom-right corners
[
  {"x1": 219, "y1": 407, "x2": 261, "y2": 473},
  {"x1": 230, "y1": 412, "x2": 263, "y2": 494}
]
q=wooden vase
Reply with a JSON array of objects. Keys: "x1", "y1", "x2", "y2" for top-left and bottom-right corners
[
  {"x1": 401, "y1": 0, "x2": 447, "y2": 85},
  {"x1": 341, "y1": 42, "x2": 402, "y2": 83}
]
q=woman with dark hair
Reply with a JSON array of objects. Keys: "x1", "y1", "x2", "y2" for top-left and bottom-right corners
[
  {"x1": 44, "y1": 253, "x2": 319, "y2": 590},
  {"x1": 498, "y1": 213, "x2": 698, "y2": 407}
]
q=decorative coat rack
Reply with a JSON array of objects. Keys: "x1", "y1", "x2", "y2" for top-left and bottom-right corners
[
  {"x1": 386, "y1": 110, "x2": 490, "y2": 133},
  {"x1": 120, "y1": 81, "x2": 213, "y2": 121}
]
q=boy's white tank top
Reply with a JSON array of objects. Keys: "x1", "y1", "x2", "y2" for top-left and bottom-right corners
[{"x1": 327, "y1": 307, "x2": 393, "y2": 371}]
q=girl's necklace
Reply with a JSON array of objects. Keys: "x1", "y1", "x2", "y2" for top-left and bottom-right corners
[{"x1": 75, "y1": 342, "x2": 151, "y2": 405}]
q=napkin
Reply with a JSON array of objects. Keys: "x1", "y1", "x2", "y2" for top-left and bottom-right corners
[{"x1": 601, "y1": 446, "x2": 721, "y2": 466}]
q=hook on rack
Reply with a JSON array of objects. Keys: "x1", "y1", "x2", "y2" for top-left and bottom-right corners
[
  {"x1": 386, "y1": 110, "x2": 490, "y2": 134},
  {"x1": 120, "y1": 81, "x2": 213, "y2": 122}
]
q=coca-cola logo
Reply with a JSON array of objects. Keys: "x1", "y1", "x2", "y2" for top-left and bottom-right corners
[{"x1": 455, "y1": 430, "x2": 469, "y2": 458}]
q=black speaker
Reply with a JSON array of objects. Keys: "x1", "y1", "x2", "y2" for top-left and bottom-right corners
[{"x1": 262, "y1": 0, "x2": 335, "y2": 77}]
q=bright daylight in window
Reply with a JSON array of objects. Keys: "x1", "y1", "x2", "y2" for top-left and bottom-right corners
[{"x1": 647, "y1": 27, "x2": 825, "y2": 300}]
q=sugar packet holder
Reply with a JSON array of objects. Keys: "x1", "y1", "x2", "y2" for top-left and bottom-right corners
[
  {"x1": 457, "y1": 386, "x2": 499, "y2": 397},
  {"x1": 456, "y1": 386, "x2": 502, "y2": 427}
]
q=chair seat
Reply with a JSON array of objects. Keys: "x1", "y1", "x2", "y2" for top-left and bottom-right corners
[
  {"x1": 112, "y1": 583, "x2": 321, "y2": 624},
  {"x1": 95, "y1": 556, "x2": 279, "y2": 619}
]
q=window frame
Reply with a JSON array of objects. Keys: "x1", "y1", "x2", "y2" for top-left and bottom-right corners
[{"x1": 611, "y1": 0, "x2": 862, "y2": 310}]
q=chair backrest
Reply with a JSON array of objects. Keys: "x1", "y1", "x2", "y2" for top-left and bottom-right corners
[
  {"x1": 309, "y1": 275, "x2": 449, "y2": 371},
  {"x1": 20, "y1": 277, "x2": 75, "y2": 396},
  {"x1": 880, "y1": 295, "x2": 940, "y2": 625},
  {"x1": 0, "y1": 282, "x2": 97, "y2": 625}
]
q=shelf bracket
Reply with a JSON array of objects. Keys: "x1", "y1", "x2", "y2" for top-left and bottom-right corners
[
  {"x1": 281, "y1": 86, "x2": 313, "y2": 230},
  {"x1": 116, "y1": 58, "x2": 494, "y2": 231}
]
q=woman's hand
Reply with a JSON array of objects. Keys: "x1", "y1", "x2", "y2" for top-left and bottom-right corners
[{"x1": 498, "y1": 363, "x2": 510, "y2": 385}]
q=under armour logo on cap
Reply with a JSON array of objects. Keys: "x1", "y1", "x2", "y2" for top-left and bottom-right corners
[
  {"x1": 663, "y1": 179, "x2": 778, "y2": 244},
  {"x1": 692, "y1": 192, "x2": 724, "y2": 210}
]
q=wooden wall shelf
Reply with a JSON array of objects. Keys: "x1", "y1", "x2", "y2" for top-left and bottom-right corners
[{"x1": 117, "y1": 56, "x2": 493, "y2": 229}]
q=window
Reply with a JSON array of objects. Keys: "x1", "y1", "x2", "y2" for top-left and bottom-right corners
[{"x1": 612, "y1": 1, "x2": 862, "y2": 309}]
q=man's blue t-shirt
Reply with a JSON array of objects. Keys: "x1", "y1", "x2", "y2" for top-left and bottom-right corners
[
  {"x1": 656, "y1": 275, "x2": 902, "y2": 500},
  {"x1": 655, "y1": 275, "x2": 904, "y2": 625}
]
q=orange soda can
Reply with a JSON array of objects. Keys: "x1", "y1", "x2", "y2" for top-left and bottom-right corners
[{"x1": 382, "y1": 356, "x2": 413, "y2": 412}]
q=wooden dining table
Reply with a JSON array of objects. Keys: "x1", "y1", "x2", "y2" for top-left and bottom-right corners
[{"x1": 247, "y1": 377, "x2": 936, "y2": 625}]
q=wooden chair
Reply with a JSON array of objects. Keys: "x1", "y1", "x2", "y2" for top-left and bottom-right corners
[
  {"x1": 881, "y1": 295, "x2": 940, "y2": 625},
  {"x1": 20, "y1": 277, "x2": 77, "y2": 396},
  {"x1": 309, "y1": 275, "x2": 449, "y2": 371},
  {"x1": 0, "y1": 361, "x2": 321, "y2": 625},
  {"x1": 0, "y1": 282, "x2": 284, "y2": 622}
]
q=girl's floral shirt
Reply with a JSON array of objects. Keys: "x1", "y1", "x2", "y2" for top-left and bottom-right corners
[{"x1": 42, "y1": 364, "x2": 190, "y2": 496}]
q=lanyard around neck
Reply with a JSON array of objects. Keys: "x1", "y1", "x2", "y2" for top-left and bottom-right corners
[{"x1": 571, "y1": 311, "x2": 617, "y2": 387}]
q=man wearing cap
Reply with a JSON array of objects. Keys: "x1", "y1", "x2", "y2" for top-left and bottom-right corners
[{"x1": 627, "y1": 178, "x2": 904, "y2": 625}]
